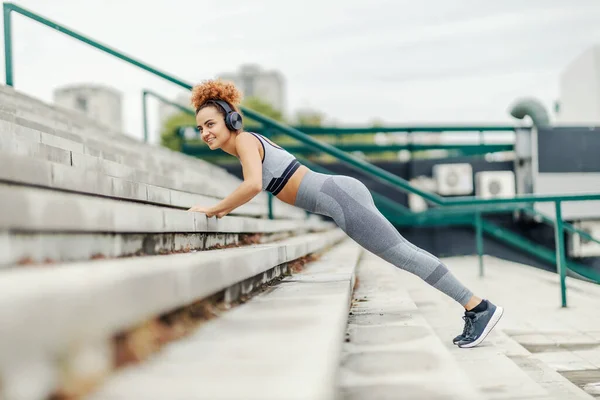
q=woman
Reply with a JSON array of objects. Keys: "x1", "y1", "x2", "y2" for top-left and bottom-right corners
[{"x1": 187, "y1": 79, "x2": 503, "y2": 348}]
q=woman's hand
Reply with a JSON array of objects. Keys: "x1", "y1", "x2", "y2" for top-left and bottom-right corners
[
  {"x1": 215, "y1": 210, "x2": 230, "y2": 219},
  {"x1": 188, "y1": 204, "x2": 217, "y2": 217},
  {"x1": 187, "y1": 205, "x2": 230, "y2": 219}
]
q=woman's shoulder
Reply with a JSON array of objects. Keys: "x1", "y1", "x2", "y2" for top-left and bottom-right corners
[{"x1": 243, "y1": 131, "x2": 282, "y2": 149}]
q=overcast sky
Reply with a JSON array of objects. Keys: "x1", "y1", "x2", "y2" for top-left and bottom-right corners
[{"x1": 3, "y1": 0, "x2": 600, "y2": 143}]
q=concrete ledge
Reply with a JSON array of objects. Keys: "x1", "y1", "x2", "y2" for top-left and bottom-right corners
[
  {"x1": 0, "y1": 86, "x2": 291, "y2": 195},
  {"x1": 1, "y1": 107, "x2": 243, "y2": 187},
  {"x1": 0, "y1": 87, "x2": 307, "y2": 218},
  {"x1": 0, "y1": 183, "x2": 324, "y2": 233},
  {"x1": 0, "y1": 132, "x2": 305, "y2": 219},
  {"x1": 0, "y1": 228, "x2": 331, "y2": 268},
  {"x1": 0, "y1": 110, "x2": 251, "y2": 193},
  {"x1": 0, "y1": 124, "x2": 232, "y2": 196},
  {"x1": 0, "y1": 151, "x2": 306, "y2": 219},
  {"x1": 88, "y1": 238, "x2": 360, "y2": 400},
  {"x1": 0, "y1": 134, "x2": 72, "y2": 165},
  {"x1": 0, "y1": 229, "x2": 347, "y2": 400},
  {"x1": 495, "y1": 330, "x2": 595, "y2": 400}
]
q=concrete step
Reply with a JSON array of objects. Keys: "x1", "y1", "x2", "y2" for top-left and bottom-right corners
[
  {"x1": 0, "y1": 218, "x2": 331, "y2": 268},
  {"x1": 403, "y1": 256, "x2": 595, "y2": 400},
  {"x1": 0, "y1": 85, "x2": 306, "y2": 218},
  {"x1": 0, "y1": 182, "x2": 313, "y2": 234},
  {"x1": 408, "y1": 289, "x2": 584, "y2": 400},
  {"x1": 0, "y1": 86, "x2": 248, "y2": 186},
  {"x1": 0, "y1": 129, "x2": 72, "y2": 165},
  {"x1": 86, "y1": 239, "x2": 361, "y2": 400},
  {"x1": 337, "y1": 252, "x2": 482, "y2": 400},
  {"x1": 440, "y1": 256, "x2": 600, "y2": 399},
  {"x1": 0, "y1": 228, "x2": 348, "y2": 400},
  {"x1": 497, "y1": 330, "x2": 595, "y2": 399},
  {"x1": 0, "y1": 150, "x2": 305, "y2": 220},
  {"x1": 0, "y1": 130, "x2": 234, "y2": 198},
  {"x1": 0, "y1": 118, "x2": 305, "y2": 219}
]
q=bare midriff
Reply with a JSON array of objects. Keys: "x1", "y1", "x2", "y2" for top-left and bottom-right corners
[{"x1": 275, "y1": 165, "x2": 309, "y2": 206}]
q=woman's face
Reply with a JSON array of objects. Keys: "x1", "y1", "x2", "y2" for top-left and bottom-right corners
[{"x1": 196, "y1": 106, "x2": 231, "y2": 149}]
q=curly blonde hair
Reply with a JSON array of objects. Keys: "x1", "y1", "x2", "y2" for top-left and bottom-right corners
[{"x1": 190, "y1": 79, "x2": 243, "y2": 115}]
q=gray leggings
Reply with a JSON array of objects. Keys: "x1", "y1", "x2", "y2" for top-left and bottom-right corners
[{"x1": 294, "y1": 170, "x2": 473, "y2": 306}]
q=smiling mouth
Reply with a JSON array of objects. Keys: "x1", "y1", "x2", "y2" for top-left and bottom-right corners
[{"x1": 207, "y1": 138, "x2": 216, "y2": 145}]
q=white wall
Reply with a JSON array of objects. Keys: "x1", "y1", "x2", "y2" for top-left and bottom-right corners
[{"x1": 557, "y1": 45, "x2": 600, "y2": 125}]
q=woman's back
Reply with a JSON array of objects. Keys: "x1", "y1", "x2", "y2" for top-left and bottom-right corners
[{"x1": 246, "y1": 132, "x2": 301, "y2": 196}]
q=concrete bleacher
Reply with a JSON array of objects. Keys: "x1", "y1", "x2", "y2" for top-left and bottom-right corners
[
  {"x1": 0, "y1": 84, "x2": 330, "y2": 267},
  {"x1": 0, "y1": 85, "x2": 346, "y2": 400},
  {"x1": 87, "y1": 240, "x2": 361, "y2": 400},
  {"x1": 2, "y1": 84, "x2": 598, "y2": 400}
]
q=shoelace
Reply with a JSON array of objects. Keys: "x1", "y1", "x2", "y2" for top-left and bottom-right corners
[{"x1": 461, "y1": 314, "x2": 474, "y2": 337}]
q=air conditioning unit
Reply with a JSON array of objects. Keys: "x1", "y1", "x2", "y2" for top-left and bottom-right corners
[
  {"x1": 432, "y1": 163, "x2": 473, "y2": 195},
  {"x1": 568, "y1": 220, "x2": 600, "y2": 258},
  {"x1": 475, "y1": 171, "x2": 516, "y2": 199},
  {"x1": 408, "y1": 176, "x2": 437, "y2": 213}
]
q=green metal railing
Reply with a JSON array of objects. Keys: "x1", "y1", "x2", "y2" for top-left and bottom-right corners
[
  {"x1": 278, "y1": 125, "x2": 520, "y2": 135},
  {"x1": 142, "y1": 89, "x2": 194, "y2": 143},
  {"x1": 183, "y1": 142, "x2": 513, "y2": 157},
  {"x1": 5, "y1": 1, "x2": 600, "y2": 307},
  {"x1": 177, "y1": 122, "x2": 515, "y2": 158},
  {"x1": 3, "y1": 3, "x2": 190, "y2": 88}
]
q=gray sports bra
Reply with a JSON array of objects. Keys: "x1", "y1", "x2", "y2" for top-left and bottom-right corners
[{"x1": 247, "y1": 132, "x2": 301, "y2": 195}]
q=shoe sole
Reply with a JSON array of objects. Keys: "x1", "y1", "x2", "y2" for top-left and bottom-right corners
[{"x1": 458, "y1": 306, "x2": 504, "y2": 349}]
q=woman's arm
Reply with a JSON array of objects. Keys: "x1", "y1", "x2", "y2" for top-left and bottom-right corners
[
  {"x1": 190, "y1": 133, "x2": 263, "y2": 218},
  {"x1": 208, "y1": 181, "x2": 261, "y2": 217}
]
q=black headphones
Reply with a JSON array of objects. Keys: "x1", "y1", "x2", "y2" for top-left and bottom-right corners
[{"x1": 209, "y1": 99, "x2": 243, "y2": 131}]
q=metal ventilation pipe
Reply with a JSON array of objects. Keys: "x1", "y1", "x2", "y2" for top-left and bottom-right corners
[{"x1": 509, "y1": 98, "x2": 551, "y2": 128}]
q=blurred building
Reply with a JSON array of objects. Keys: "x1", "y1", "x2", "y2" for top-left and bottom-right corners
[
  {"x1": 218, "y1": 64, "x2": 285, "y2": 113},
  {"x1": 157, "y1": 92, "x2": 191, "y2": 127},
  {"x1": 157, "y1": 64, "x2": 286, "y2": 130},
  {"x1": 53, "y1": 84, "x2": 123, "y2": 132},
  {"x1": 556, "y1": 44, "x2": 600, "y2": 125}
]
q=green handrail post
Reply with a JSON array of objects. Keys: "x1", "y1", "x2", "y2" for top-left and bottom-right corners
[
  {"x1": 554, "y1": 201, "x2": 568, "y2": 307},
  {"x1": 268, "y1": 193, "x2": 274, "y2": 220},
  {"x1": 4, "y1": 3, "x2": 13, "y2": 86},
  {"x1": 475, "y1": 211, "x2": 484, "y2": 277},
  {"x1": 142, "y1": 90, "x2": 149, "y2": 143}
]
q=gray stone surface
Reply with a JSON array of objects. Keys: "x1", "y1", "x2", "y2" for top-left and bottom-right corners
[
  {"x1": 0, "y1": 87, "x2": 247, "y2": 181},
  {"x1": 40, "y1": 130, "x2": 84, "y2": 153},
  {"x1": 0, "y1": 86, "x2": 306, "y2": 218},
  {"x1": 51, "y1": 161, "x2": 114, "y2": 197},
  {"x1": 0, "y1": 183, "x2": 322, "y2": 233},
  {"x1": 0, "y1": 229, "x2": 347, "y2": 400},
  {"x1": 0, "y1": 147, "x2": 306, "y2": 214},
  {"x1": 88, "y1": 239, "x2": 360, "y2": 400},
  {"x1": 402, "y1": 255, "x2": 597, "y2": 399},
  {"x1": 0, "y1": 135, "x2": 305, "y2": 219},
  {"x1": 0, "y1": 134, "x2": 72, "y2": 165},
  {"x1": 146, "y1": 184, "x2": 171, "y2": 204},
  {"x1": 0, "y1": 151, "x2": 52, "y2": 187},
  {"x1": 338, "y1": 252, "x2": 481, "y2": 400},
  {"x1": 0, "y1": 231, "x2": 248, "y2": 268}
]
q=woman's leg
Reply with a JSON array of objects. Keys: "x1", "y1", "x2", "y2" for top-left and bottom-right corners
[
  {"x1": 294, "y1": 171, "x2": 504, "y2": 347},
  {"x1": 297, "y1": 172, "x2": 473, "y2": 305}
]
